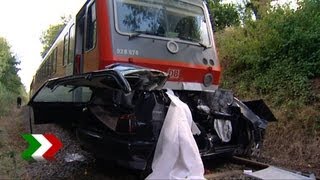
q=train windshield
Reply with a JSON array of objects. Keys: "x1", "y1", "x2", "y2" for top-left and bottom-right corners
[{"x1": 114, "y1": 0, "x2": 210, "y2": 46}]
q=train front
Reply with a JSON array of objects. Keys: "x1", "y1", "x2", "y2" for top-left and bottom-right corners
[{"x1": 99, "y1": 0, "x2": 221, "y2": 91}]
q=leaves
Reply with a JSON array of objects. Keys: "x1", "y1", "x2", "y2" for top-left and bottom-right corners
[
  {"x1": 0, "y1": 37, "x2": 24, "y2": 115},
  {"x1": 216, "y1": 0, "x2": 320, "y2": 104},
  {"x1": 207, "y1": 0, "x2": 240, "y2": 31},
  {"x1": 40, "y1": 15, "x2": 71, "y2": 57}
]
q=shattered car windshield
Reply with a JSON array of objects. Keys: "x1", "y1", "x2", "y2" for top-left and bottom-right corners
[
  {"x1": 114, "y1": 0, "x2": 210, "y2": 46},
  {"x1": 33, "y1": 85, "x2": 92, "y2": 103}
]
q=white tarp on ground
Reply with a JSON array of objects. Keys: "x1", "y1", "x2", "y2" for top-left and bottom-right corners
[
  {"x1": 244, "y1": 166, "x2": 316, "y2": 180},
  {"x1": 147, "y1": 91, "x2": 205, "y2": 179}
]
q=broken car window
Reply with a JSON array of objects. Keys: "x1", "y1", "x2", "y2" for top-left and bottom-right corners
[{"x1": 33, "y1": 85, "x2": 92, "y2": 103}]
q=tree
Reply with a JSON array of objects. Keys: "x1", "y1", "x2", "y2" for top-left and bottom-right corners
[
  {"x1": 207, "y1": 0, "x2": 240, "y2": 31},
  {"x1": 216, "y1": 0, "x2": 320, "y2": 103},
  {"x1": 0, "y1": 37, "x2": 21, "y2": 92},
  {"x1": 0, "y1": 37, "x2": 25, "y2": 115},
  {"x1": 0, "y1": 37, "x2": 11, "y2": 78},
  {"x1": 40, "y1": 16, "x2": 71, "y2": 57},
  {"x1": 242, "y1": 0, "x2": 271, "y2": 20}
]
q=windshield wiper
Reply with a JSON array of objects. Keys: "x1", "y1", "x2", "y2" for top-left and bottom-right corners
[
  {"x1": 178, "y1": 35, "x2": 209, "y2": 50},
  {"x1": 128, "y1": 30, "x2": 158, "y2": 40},
  {"x1": 128, "y1": 32, "x2": 142, "y2": 40},
  {"x1": 198, "y1": 42, "x2": 209, "y2": 50}
]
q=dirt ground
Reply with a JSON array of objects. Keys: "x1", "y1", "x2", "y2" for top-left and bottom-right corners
[
  {"x1": 0, "y1": 108, "x2": 28, "y2": 179},
  {"x1": 261, "y1": 120, "x2": 320, "y2": 177},
  {"x1": 0, "y1": 106, "x2": 319, "y2": 179}
]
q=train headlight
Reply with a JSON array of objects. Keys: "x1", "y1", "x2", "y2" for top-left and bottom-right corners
[
  {"x1": 203, "y1": 73, "x2": 213, "y2": 87},
  {"x1": 167, "y1": 41, "x2": 179, "y2": 54}
]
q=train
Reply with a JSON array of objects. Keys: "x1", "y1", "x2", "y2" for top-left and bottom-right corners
[
  {"x1": 30, "y1": 0, "x2": 220, "y2": 95},
  {"x1": 28, "y1": 0, "x2": 276, "y2": 171}
]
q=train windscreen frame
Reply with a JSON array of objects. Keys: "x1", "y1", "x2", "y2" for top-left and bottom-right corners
[{"x1": 114, "y1": 0, "x2": 211, "y2": 46}]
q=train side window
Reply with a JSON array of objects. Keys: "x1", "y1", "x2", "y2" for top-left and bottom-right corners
[
  {"x1": 49, "y1": 58, "x2": 51, "y2": 76},
  {"x1": 40, "y1": 67, "x2": 42, "y2": 80},
  {"x1": 69, "y1": 24, "x2": 75, "y2": 64},
  {"x1": 50, "y1": 53, "x2": 54, "y2": 75},
  {"x1": 41, "y1": 66, "x2": 43, "y2": 79},
  {"x1": 63, "y1": 33, "x2": 69, "y2": 66},
  {"x1": 44, "y1": 61, "x2": 47, "y2": 77},
  {"x1": 46, "y1": 58, "x2": 49, "y2": 77},
  {"x1": 85, "y1": 2, "x2": 96, "y2": 51},
  {"x1": 43, "y1": 64, "x2": 45, "y2": 77},
  {"x1": 46, "y1": 60, "x2": 50, "y2": 77},
  {"x1": 41, "y1": 66, "x2": 43, "y2": 80},
  {"x1": 42, "y1": 63, "x2": 45, "y2": 78},
  {"x1": 52, "y1": 50, "x2": 55, "y2": 74},
  {"x1": 47, "y1": 57, "x2": 50, "y2": 76},
  {"x1": 53, "y1": 48, "x2": 57, "y2": 73},
  {"x1": 43, "y1": 65, "x2": 45, "y2": 78}
]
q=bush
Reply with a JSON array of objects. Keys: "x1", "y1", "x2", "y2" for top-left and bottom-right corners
[
  {"x1": 0, "y1": 83, "x2": 15, "y2": 116},
  {"x1": 216, "y1": 0, "x2": 320, "y2": 104},
  {"x1": 0, "y1": 37, "x2": 25, "y2": 115}
]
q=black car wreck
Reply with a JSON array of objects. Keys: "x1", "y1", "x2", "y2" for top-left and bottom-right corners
[{"x1": 28, "y1": 64, "x2": 276, "y2": 171}]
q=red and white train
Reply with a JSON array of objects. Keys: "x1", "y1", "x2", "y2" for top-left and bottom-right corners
[{"x1": 30, "y1": 0, "x2": 220, "y2": 94}]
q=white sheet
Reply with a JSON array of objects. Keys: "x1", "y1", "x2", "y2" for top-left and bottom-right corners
[{"x1": 146, "y1": 91, "x2": 205, "y2": 179}]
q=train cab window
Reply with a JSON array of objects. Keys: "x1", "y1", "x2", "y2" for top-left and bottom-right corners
[
  {"x1": 63, "y1": 33, "x2": 69, "y2": 66},
  {"x1": 115, "y1": 0, "x2": 210, "y2": 46},
  {"x1": 85, "y1": 2, "x2": 96, "y2": 51}
]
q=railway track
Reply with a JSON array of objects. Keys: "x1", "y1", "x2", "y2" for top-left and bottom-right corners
[{"x1": 231, "y1": 156, "x2": 269, "y2": 170}]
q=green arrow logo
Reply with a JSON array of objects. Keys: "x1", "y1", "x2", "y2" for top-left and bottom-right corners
[{"x1": 21, "y1": 134, "x2": 41, "y2": 161}]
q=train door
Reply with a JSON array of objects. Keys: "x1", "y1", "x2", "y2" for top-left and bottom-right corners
[
  {"x1": 74, "y1": 0, "x2": 98, "y2": 75},
  {"x1": 83, "y1": 1, "x2": 99, "y2": 72},
  {"x1": 74, "y1": 6, "x2": 86, "y2": 75}
]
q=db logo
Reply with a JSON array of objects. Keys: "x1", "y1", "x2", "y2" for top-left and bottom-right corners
[
  {"x1": 168, "y1": 69, "x2": 180, "y2": 79},
  {"x1": 21, "y1": 134, "x2": 63, "y2": 161}
]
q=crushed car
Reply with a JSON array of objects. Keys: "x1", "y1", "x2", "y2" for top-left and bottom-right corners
[{"x1": 28, "y1": 63, "x2": 276, "y2": 170}]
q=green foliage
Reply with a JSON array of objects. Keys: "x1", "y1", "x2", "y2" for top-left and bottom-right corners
[
  {"x1": 40, "y1": 16, "x2": 71, "y2": 57},
  {"x1": 0, "y1": 37, "x2": 24, "y2": 115},
  {"x1": 216, "y1": 0, "x2": 320, "y2": 104},
  {"x1": 207, "y1": 0, "x2": 240, "y2": 31},
  {"x1": 0, "y1": 83, "x2": 16, "y2": 116},
  {"x1": 40, "y1": 24, "x2": 64, "y2": 57},
  {"x1": 241, "y1": 0, "x2": 272, "y2": 21},
  {"x1": 0, "y1": 38, "x2": 12, "y2": 79}
]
